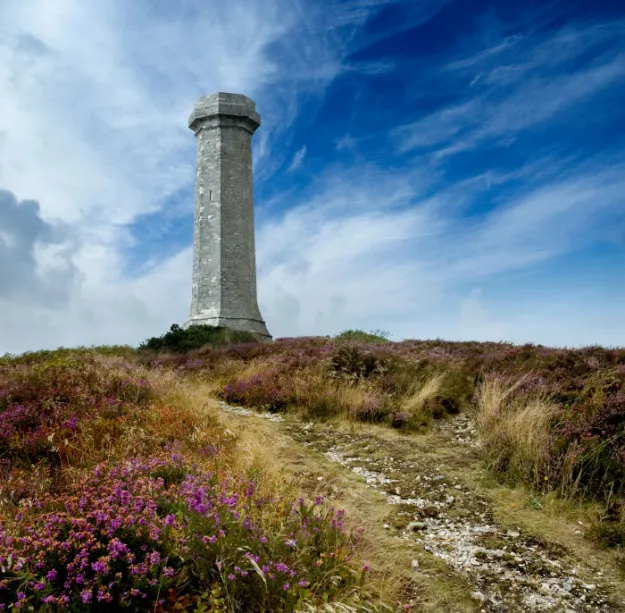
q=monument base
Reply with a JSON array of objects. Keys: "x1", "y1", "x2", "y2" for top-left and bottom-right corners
[{"x1": 184, "y1": 314, "x2": 272, "y2": 341}]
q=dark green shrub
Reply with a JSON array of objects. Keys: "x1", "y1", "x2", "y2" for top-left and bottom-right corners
[
  {"x1": 139, "y1": 324, "x2": 259, "y2": 354},
  {"x1": 333, "y1": 329, "x2": 391, "y2": 344},
  {"x1": 328, "y1": 346, "x2": 388, "y2": 381}
]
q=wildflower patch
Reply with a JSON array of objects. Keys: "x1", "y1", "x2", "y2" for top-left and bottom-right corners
[{"x1": 0, "y1": 455, "x2": 365, "y2": 611}]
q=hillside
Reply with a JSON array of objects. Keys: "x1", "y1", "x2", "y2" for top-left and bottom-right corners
[{"x1": 1, "y1": 330, "x2": 624, "y2": 611}]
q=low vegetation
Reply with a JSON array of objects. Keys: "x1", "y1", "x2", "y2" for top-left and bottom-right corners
[
  {"x1": 474, "y1": 367, "x2": 625, "y2": 550},
  {"x1": 0, "y1": 347, "x2": 381, "y2": 611},
  {"x1": 332, "y1": 330, "x2": 391, "y2": 344},
  {"x1": 140, "y1": 329, "x2": 625, "y2": 553},
  {"x1": 1, "y1": 326, "x2": 624, "y2": 609},
  {"x1": 140, "y1": 324, "x2": 259, "y2": 353}
]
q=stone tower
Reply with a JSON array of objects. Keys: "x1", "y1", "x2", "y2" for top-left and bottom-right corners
[{"x1": 184, "y1": 92, "x2": 271, "y2": 339}]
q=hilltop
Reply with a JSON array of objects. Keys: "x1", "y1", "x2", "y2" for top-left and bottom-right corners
[{"x1": 1, "y1": 327, "x2": 624, "y2": 611}]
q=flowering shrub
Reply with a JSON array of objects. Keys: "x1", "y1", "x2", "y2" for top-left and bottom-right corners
[
  {"x1": 475, "y1": 367, "x2": 625, "y2": 548},
  {"x1": 389, "y1": 411, "x2": 410, "y2": 430},
  {"x1": 553, "y1": 377, "x2": 625, "y2": 501},
  {"x1": 0, "y1": 455, "x2": 365, "y2": 611},
  {"x1": 0, "y1": 357, "x2": 152, "y2": 467},
  {"x1": 0, "y1": 348, "x2": 387, "y2": 610},
  {"x1": 328, "y1": 346, "x2": 387, "y2": 381},
  {"x1": 350, "y1": 394, "x2": 389, "y2": 424},
  {"x1": 223, "y1": 369, "x2": 295, "y2": 412}
]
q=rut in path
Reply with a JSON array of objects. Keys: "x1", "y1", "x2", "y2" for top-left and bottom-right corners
[{"x1": 218, "y1": 403, "x2": 623, "y2": 613}]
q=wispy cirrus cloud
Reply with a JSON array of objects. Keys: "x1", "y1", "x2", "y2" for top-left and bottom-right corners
[
  {"x1": 287, "y1": 146, "x2": 307, "y2": 172},
  {"x1": 395, "y1": 19, "x2": 625, "y2": 156}
]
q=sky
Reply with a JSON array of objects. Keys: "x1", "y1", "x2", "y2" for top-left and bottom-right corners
[{"x1": 1, "y1": 0, "x2": 624, "y2": 354}]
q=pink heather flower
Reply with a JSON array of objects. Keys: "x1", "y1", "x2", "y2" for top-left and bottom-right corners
[
  {"x1": 299, "y1": 580, "x2": 309, "y2": 588},
  {"x1": 81, "y1": 590, "x2": 93, "y2": 604},
  {"x1": 283, "y1": 583, "x2": 290, "y2": 591},
  {"x1": 260, "y1": 536, "x2": 267, "y2": 544},
  {"x1": 91, "y1": 560, "x2": 108, "y2": 574},
  {"x1": 46, "y1": 570, "x2": 57, "y2": 581},
  {"x1": 163, "y1": 567, "x2": 175, "y2": 578},
  {"x1": 148, "y1": 551, "x2": 161, "y2": 565},
  {"x1": 228, "y1": 574, "x2": 236, "y2": 581},
  {"x1": 97, "y1": 587, "x2": 113, "y2": 603}
]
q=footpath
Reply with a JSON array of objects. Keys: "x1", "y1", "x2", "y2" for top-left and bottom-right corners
[{"x1": 215, "y1": 401, "x2": 624, "y2": 613}]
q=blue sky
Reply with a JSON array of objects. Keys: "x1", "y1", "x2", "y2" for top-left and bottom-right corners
[{"x1": 0, "y1": 0, "x2": 624, "y2": 353}]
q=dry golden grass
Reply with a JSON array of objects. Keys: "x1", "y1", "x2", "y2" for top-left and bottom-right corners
[
  {"x1": 63, "y1": 356, "x2": 240, "y2": 482},
  {"x1": 398, "y1": 372, "x2": 449, "y2": 427},
  {"x1": 401, "y1": 372, "x2": 447, "y2": 414},
  {"x1": 292, "y1": 371, "x2": 374, "y2": 419},
  {"x1": 474, "y1": 374, "x2": 558, "y2": 487}
]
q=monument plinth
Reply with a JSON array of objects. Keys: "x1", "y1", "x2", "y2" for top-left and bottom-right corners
[{"x1": 185, "y1": 92, "x2": 271, "y2": 339}]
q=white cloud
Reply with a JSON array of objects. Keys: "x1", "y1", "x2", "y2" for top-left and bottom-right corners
[
  {"x1": 287, "y1": 146, "x2": 307, "y2": 172},
  {"x1": 0, "y1": 0, "x2": 401, "y2": 354},
  {"x1": 255, "y1": 156, "x2": 625, "y2": 346},
  {"x1": 0, "y1": 1, "x2": 624, "y2": 355}
]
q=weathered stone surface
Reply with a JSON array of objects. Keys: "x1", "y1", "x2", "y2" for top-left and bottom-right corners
[{"x1": 184, "y1": 92, "x2": 271, "y2": 339}]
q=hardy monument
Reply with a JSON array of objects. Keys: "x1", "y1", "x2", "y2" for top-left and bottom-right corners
[{"x1": 184, "y1": 92, "x2": 271, "y2": 339}]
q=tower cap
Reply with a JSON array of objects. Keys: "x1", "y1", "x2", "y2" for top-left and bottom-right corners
[{"x1": 188, "y1": 92, "x2": 261, "y2": 132}]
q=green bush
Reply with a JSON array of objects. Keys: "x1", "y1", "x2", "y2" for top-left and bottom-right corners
[
  {"x1": 333, "y1": 329, "x2": 391, "y2": 344},
  {"x1": 329, "y1": 346, "x2": 385, "y2": 381},
  {"x1": 139, "y1": 324, "x2": 260, "y2": 354}
]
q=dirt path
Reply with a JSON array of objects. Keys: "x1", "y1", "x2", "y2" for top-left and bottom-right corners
[{"x1": 214, "y1": 402, "x2": 624, "y2": 612}]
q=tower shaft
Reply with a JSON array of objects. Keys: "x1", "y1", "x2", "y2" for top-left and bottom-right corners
[{"x1": 185, "y1": 93, "x2": 270, "y2": 339}]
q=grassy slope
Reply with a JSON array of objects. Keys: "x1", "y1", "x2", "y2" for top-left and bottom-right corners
[
  {"x1": 0, "y1": 349, "x2": 387, "y2": 612},
  {"x1": 1, "y1": 332, "x2": 624, "y2": 610}
]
